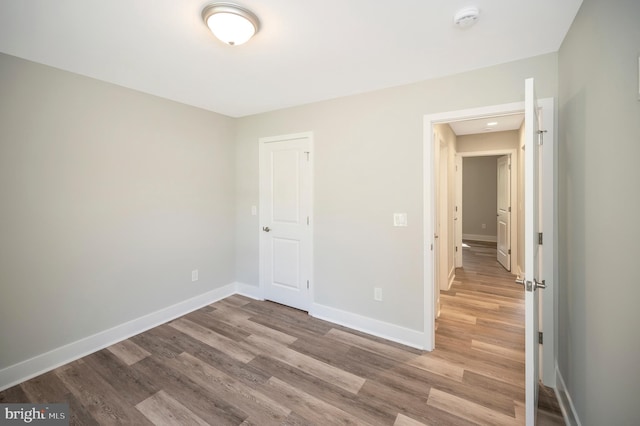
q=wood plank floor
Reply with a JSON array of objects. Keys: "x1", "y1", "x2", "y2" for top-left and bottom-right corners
[{"x1": 0, "y1": 241, "x2": 564, "y2": 425}]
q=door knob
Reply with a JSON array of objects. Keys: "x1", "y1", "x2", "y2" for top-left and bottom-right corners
[
  {"x1": 534, "y1": 279, "x2": 546, "y2": 290},
  {"x1": 262, "y1": 226, "x2": 271, "y2": 232},
  {"x1": 515, "y1": 276, "x2": 525, "y2": 286}
]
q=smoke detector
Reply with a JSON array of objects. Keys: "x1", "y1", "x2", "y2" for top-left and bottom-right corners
[{"x1": 454, "y1": 7, "x2": 480, "y2": 28}]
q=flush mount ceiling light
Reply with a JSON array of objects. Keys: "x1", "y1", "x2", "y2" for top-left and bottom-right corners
[
  {"x1": 484, "y1": 122, "x2": 499, "y2": 131},
  {"x1": 202, "y1": 3, "x2": 260, "y2": 46},
  {"x1": 453, "y1": 7, "x2": 480, "y2": 29}
]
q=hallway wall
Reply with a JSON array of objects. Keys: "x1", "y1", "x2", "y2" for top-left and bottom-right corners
[
  {"x1": 457, "y1": 130, "x2": 519, "y2": 153},
  {"x1": 462, "y1": 156, "x2": 500, "y2": 241}
]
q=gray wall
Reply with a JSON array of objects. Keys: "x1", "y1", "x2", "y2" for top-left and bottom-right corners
[
  {"x1": 236, "y1": 53, "x2": 558, "y2": 331},
  {"x1": 558, "y1": 0, "x2": 640, "y2": 423},
  {"x1": 0, "y1": 46, "x2": 565, "y2": 394},
  {"x1": 462, "y1": 156, "x2": 500, "y2": 239},
  {"x1": 0, "y1": 53, "x2": 236, "y2": 369}
]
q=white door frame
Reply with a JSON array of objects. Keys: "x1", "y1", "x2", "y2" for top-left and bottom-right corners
[
  {"x1": 423, "y1": 100, "x2": 556, "y2": 388},
  {"x1": 259, "y1": 131, "x2": 314, "y2": 311},
  {"x1": 435, "y1": 135, "x2": 450, "y2": 317},
  {"x1": 454, "y1": 155, "x2": 462, "y2": 268},
  {"x1": 457, "y1": 149, "x2": 518, "y2": 273}
]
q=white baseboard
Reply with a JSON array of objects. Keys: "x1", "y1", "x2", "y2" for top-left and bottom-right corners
[
  {"x1": 0, "y1": 283, "x2": 237, "y2": 392},
  {"x1": 309, "y1": 303, "x2": 425, "y2": 350},
  {"x1": 555, "y1": 363, "x2": 581, "y2": 426},
  {"x1": 1, "y1": 282, "x2": 428, "y2": 392},
  {"x1": 235, "y1": 282, "x2": 263, "y2": 300},
  {"x1": 463, "y1": 233, "x2": 497, "y2": 243}
]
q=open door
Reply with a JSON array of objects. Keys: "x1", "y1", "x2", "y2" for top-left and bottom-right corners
[
  {"x1": 520, "y1": 78, "x2": 545, "y2": 425},
  {"x1": 496, "y1": 155, "x2": 511, "y2": 270}
]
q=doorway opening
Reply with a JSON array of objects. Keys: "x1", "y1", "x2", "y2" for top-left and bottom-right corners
[
  {"x1": 457, "y1": 148, "x2": 520, "y2": 274},
  {"x1": 423, "y1": 99, "x2": 556, "y2": 390},
  {"x1": 461, "y1": 155, "x2": 508, "y2": 269},
  {"x1": 431, "y1": 120, "x2": 522, "y2": 318},
  {"x1": 433, "y1": 125, "x2": 522, "y2": 338}
]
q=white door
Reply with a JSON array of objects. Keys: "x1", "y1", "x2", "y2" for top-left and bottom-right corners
[
  {"x1": 496, "y1": 155, "x2": 511, "y2": 270},
  {"x1": 455, "y1": 156, "x2": 462, "y2": 268},
  {"x1": 259, "y1": 133, "x2": 312, "y2": 311},
  {"x1": 433, "y1": 134, "x2": 442, "y2": 318},
  {"x1": 438, "y1": 139, "x2": 449, "y2": 296},
  {"x1": 522, "y1": 78, "x2": 544, "y2": 425}
]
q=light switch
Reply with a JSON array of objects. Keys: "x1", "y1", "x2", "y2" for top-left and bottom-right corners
[
  {"x1": 393, "y1": 213, "x2": 407, "y2": 227},
  {"x1": 251, "y1": 205, "x2": 257, "y2": 216},
  {"x1": 374, "y1": 287, "x2": 382, "y2": 301}
]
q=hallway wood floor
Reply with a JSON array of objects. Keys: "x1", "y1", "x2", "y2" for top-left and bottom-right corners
[{"x1": 0, "y1": 242, "x2": 563, "y2": 425}]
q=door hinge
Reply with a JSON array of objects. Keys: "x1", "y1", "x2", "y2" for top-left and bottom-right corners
[
  {"x1": 304, "y1": 151, "x2": 310, "y2": 161},
  {"x1": 307, "y1": 216, "x2": 309, "y2": 225},
  {"x1": 307, "y1": 280, "x2": 309, "y2": 289},
  {"x1": 508, "y1": 249, "x2": 511, "y2": 255},
  {"x1": 538, "y1": 331, "x2": 543, "y2": 345},
  {"x1": 538, "y1": 232, "x2": 543, "y2": 245},
  {"x1": 455, "y1": 246, "x2": 458, "y2": 252},
  {"x1": 537, "y1": 130, "x2": 547, "y2": 145},
  {"x1": 430, "y1": 244, "x2": 433, "y2": 251},
  {"x1": 455, "y1": 206, "x2": 458, "y2": 212},
  {"x1": 508, "y1": 206, "x2": 511, "y2": 213}
]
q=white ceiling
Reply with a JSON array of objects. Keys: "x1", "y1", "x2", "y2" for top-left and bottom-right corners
[
  {"x1": 449, "y1": 113, "x2": 525, "y2": 136},
  {"x1": 0, "y1": 0, "x2": 582, "y2": 118}
]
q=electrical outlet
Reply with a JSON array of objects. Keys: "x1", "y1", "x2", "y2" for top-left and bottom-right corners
[
  {"x1": 374, "y1": 287, "x2": 382, "y2": 301},
  {"x1": 191, "y1": 269, "x2": 199, "y2": 282},
  {"x1": 481, "y1": 223, "x2": 486, "y2": 229}
]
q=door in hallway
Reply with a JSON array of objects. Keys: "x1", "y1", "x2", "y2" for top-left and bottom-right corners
[{"x1": 496, "y1": 155, "x2": 511, "y2": 270}]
